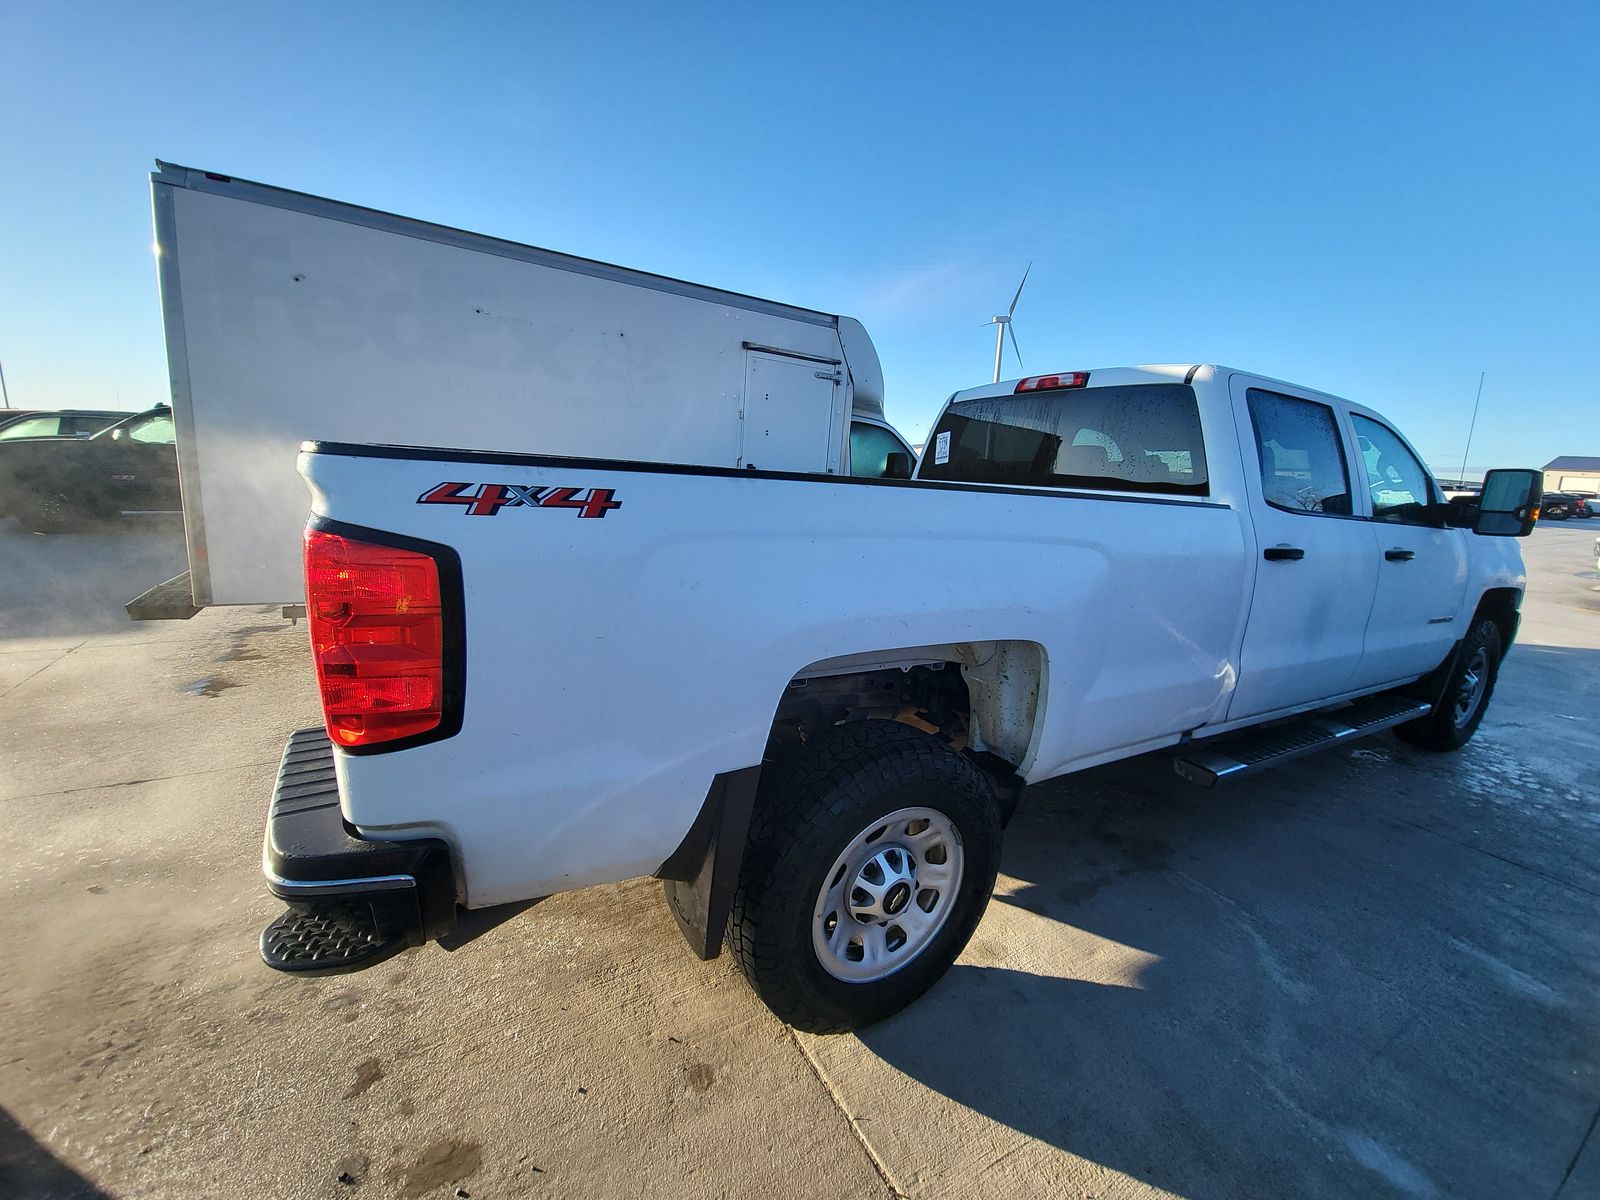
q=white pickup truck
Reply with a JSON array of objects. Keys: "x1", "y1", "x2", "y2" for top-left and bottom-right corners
[{"x1": 259, "y1": 362, "x2": 1542, "y2": 1032}]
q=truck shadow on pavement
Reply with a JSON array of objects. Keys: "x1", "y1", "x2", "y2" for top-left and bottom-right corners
[
  {"x1": 0, "y1": 1105, "x2": 112, "y2": 1199},
  {"x1": 853, "y1": 730, "x2": 1600, "y2": 1200}
]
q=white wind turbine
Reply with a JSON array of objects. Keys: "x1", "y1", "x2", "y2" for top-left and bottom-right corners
[{"x1": 983, "y1": 264, "x2": 1031, "y2": 383}]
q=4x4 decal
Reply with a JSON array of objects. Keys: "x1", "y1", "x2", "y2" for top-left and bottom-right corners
[{"x1": 417, "y1": 481, "x2": 622, "y2": 519}]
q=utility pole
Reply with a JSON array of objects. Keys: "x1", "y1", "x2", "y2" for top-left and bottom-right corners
[
  {"x1": 0, "y1": 357, "x2": 10, "y2": 409},
  {"x1": 1457, "y1": 372, "x2": 1485, "y2": 487}
]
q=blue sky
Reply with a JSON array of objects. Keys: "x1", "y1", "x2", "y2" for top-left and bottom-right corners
[{"x1": 2, "y1": 1, "x2": 1596, "y2": 477}]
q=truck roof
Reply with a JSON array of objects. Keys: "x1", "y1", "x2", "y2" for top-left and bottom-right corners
[
  {"x1": 948, "y1": 365, "x2": 1370, "y2": 415},
  {"x1": 947, "y1": 365, "x2": 1201, "y2": 404}
]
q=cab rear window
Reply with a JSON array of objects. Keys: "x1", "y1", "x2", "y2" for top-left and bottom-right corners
[{"x1": 918, "y1": 384, "x2": 1208, "y2": 496}]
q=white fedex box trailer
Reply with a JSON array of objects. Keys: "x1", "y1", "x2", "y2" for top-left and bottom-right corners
[{"x1": 148, "y1": 162, "x2": 901, "y2": 610}]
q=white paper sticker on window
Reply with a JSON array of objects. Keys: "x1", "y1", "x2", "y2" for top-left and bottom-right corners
[{"x1": 934, "y1": 430, "x2": 951, "y2": 465}]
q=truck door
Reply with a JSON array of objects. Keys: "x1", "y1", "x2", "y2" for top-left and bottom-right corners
[
  {"x1": 1226, "y1": 380, "x2": 1381, "y2": 720},
  {"x1": 1345, "y1": 413, "x2": 1469, "y2": 687},
  {"x1": 108, "y1": 408, "x2": 181, "y2": 512},
  {"x1": 740, "y1": 350, "x2": 844, "y2": 473}
]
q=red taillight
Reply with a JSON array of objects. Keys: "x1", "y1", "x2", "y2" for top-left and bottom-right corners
[
  {"x1": 303, "y1": 529, "x2": 446, "y2": 748},
  {"x1": 1015, "y1": 372, "x2": 1089, "y2": 393}
]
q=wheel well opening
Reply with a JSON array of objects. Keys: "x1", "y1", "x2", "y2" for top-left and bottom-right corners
[
  {"x1": 767, "y1": 661, "x2": 973, "y2": 759},
  {"x1": 1474, "y1": 587, "x2": 1521, "y2": 648},
  {"x1": 766, "y1": 641, "x2": 1045, "y2": 822}
]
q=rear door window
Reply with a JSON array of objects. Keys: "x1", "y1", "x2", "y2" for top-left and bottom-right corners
[
  {"x1": 919, "y1": 383, "x2": 1208, "y2": 496},
  {"x1": 1246, "y1": 389, "x2": 1353, "y2": 515},
  {"x1": 0, "y1": 415, "x2": 61, "y2": 439}
]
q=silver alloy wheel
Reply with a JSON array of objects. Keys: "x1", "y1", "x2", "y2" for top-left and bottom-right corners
[
  {"x1": 811, "y1": 806, "x2": 964, "y2": 984},
  {"x1": 1453, "y1": 645, "x2": 1490, "y2": 727}
]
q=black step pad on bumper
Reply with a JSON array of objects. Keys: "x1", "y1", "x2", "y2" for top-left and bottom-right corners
[
  {"x1": 260, "y1": 729, "x2": 455, "y2": 975},
  {"x1": 261, "y1": 902, "x2": 411, "y2": 974}
]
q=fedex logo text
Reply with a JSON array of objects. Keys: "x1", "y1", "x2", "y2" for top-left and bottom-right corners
[{"x1": 417, "y1": 481, "x2": 622, "y2": 519}]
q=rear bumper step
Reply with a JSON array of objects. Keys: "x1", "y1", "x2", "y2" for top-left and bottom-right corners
[
  {"x1": 261, "y1": 902, "x2": 412, "y2": 974},
  {"x1": 259, "y1": 728, "x2": 456, "y2": 975},
  {"x1": 1173, "y1": 694, "x2": 1432, "y2": 787}
]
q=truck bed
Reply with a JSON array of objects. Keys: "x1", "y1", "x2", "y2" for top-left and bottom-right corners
[{"x1": 303, "y1": 439, "x2": 1251, "y2": 906}]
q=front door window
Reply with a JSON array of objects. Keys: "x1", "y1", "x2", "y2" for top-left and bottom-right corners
[
  {"x1": 1352, "y1": 415, "x2": 1436, "y2": 525},
  {"x1": 849, "y1": 422, "x2": 907, "y2": 478},
  {"x1": 128, "y1": 412, "x2": 176, "y2": 444}
]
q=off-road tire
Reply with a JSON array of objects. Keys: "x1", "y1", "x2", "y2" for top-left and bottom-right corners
[
  {"x1": 1394, "y1": 618, "x2": 1503, "y2": 752},
  {"x1": 729, "y1": 720, "x2": 1002, "y2": 1034}
]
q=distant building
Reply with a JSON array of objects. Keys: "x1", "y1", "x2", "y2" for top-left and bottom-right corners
[{"x1": 1543, "y1": 456, "x2": 1600, "y2": 492}]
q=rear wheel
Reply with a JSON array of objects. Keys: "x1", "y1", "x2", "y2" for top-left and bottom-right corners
[
  {"x1": 729, "y1": 720, "x2": 1002, "y2": 1033},
  {"x1": 11, "y1": 490, "x2": 92, "y2": 534},
  {"x1": 1394, "y1": 618, "x2": 1503, "y2": 751}
]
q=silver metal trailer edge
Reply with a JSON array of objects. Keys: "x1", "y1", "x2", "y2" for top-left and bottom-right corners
[{"x1": 149, "y1": 161, "x2": 892, "y2": 610}]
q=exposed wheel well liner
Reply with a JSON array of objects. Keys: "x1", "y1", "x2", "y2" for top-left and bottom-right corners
[{"x1": 772, "y1": 640, "x2": 1045, "y2": 772}]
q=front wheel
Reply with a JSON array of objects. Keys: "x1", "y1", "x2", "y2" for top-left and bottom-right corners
[
  {"x1": 729, "y1": 721, "x2": 1002, "y2": 1033},
  {"x1": 1394, "y1": 618, "x2": 1503, "y2": 751}
]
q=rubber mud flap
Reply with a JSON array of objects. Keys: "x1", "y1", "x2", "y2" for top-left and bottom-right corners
[{"x1": 659, "y1": 766, "x2": 762, "y2": 960}]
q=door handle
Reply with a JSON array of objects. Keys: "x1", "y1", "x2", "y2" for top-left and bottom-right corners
[
  {"x1": 1263, "y1": 545, "x2": 1305, "y2": 561},
  {"x1": 1385, "y1": 548, "x2": 1416, "y2": 561}
]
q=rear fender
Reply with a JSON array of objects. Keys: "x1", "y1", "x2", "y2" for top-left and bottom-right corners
[{"x1": 655, "y1": 639, "x2": 1044, "y2": 961}]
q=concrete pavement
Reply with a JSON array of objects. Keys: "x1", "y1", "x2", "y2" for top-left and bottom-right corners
[{"x1": 1, "y1": 517, "x2": 1596, "y2": 1199}]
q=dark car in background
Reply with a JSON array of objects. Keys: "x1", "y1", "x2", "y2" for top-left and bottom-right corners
[
  {"x1": 1540, "y1": 492, "x2": 1589, "y2": 520},
  {"x1": 1566, "y1": 490, "x2": 1598, "y2": 518},
  {"x1": 0, "y1": 408, "x2": 128, "y2": 440},
  {"x1": 0, "y1": 404, "x2": 180, "y2": 532}
]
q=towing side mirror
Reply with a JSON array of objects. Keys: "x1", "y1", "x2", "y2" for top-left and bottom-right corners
[
  {"x1": 884, "y1": 451, "x2": 913, "y2": 480},
  {"x1": 1474, "y1": 469, "x2": 1543, "y2": 537}
]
